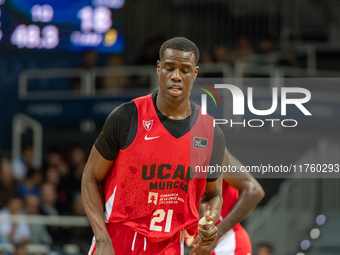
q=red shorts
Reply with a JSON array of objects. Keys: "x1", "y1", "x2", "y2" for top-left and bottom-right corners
[
  {"x1": 212, "y1": 225, "x2": 252, "y2": 255},
  {"x1": 89, "y1": 224, "x2": 184, "y2": 255}
]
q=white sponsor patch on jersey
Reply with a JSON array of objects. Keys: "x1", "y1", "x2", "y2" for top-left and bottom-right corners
[{"x1": 148, "y1": 192, "x2": 158, "y2": 205}]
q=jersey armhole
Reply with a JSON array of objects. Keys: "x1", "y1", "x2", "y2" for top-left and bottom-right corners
[{"x1": 122, "y1": 104, "x2": 138, "y2": 150}]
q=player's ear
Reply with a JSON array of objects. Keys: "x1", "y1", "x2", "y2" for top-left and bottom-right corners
[
  {"x1": 156, "y1": 60, "x2": 161, "y2": 76},
  {"x1": 193, "y1": 66, "x2": 199, "y2": 79}
]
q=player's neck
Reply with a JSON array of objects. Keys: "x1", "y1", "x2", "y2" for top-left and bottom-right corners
[{"x1": 156, "y1": 93, "x2": 191, "y2": 120}]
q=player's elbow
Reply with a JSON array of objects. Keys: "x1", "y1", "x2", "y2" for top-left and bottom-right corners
[
  {"x1": 247, "y1": 181, "x2": 265, "y2": 204},
  {"x1": 254, "y1": 183, "x2": 265, "y2": 203}
]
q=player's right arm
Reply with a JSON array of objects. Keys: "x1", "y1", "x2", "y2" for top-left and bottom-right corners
[
  {"x1": 81, "y1": 146, "x2": 115, "y2": 255},
  {"x1": 81, "y1": 102, "x2": 135, "y2": 255}
]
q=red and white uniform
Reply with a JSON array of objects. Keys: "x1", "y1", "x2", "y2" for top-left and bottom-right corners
[
  {"x1": 212, "y1": 181, "x2": 252, "y2": 255},
  {"x1": 90, "y1": 95, "x2": 215, "y2": 255}
]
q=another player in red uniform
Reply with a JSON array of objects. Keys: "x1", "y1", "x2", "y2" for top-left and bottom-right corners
[
  {"x1": 189, "y1": 149, "x2": 264, "y2": 255},
  {"x1": 82, "y1": 37, "x2": 226, "y2": 254}
]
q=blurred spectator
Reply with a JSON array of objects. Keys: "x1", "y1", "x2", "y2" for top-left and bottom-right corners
[
  {"x1": 44, "y1": 167, "x2": 61, "y2": 188},
  {"x1": 83, "y1": 50, "x2": 98, "y2": 70},
  {"x1": 40, "y1": 183, "x2": 58, "y2": 217},
  {"x1": 134, "y1": 36, "x2": 166, "y2": 88},
  {"x1": 44, "y1": 165, "x2": 73, "y2": 215},
  {"x1": 199, "y1": 52, "x2": 213, "y2": 64},
  {"x1": 46, "y1": 150, "x2": 69, "y2": 177},
  {"x1": 199, "y1": 46, "x2": 230, "y2": 78},
  {"x1": 232, "y1": 35, "x2": 254, "y2": 64},
  {"x1": 46, "y1": 149, "x2": 73, "y2": 213},
  {"x1": 12, "y1": 145, "x2": 39, "y2": 181},
  {"x1": 24, "y1": 195, "x2": 52, "y2": 245},
  {"x1": 68, "y1": 146, "x2": 87, "y2": 192},
  {"x1": 259, "y1": 38, "x2": 277, "y2": 53},
  {"x1": 279, "y1": 51, "x2": 298, "y2": 67},
  {"x1": 0, "y1": 197, "x2": 30, "y2": 244},
  {"x1": 73, "y1": 50, "x2": 102, "y2": 91},
  {"x1": 18, "y1": 169, "x2": 42, "y2": 199},
  {"x1": 101, "y1": 54, "x2": 130, "y2": 90},
  {"x1": 212, "y1": 45, "x2": 231, "y2": 64},
  {"x1": 136, "y1": 36, "x2": 166, "y2": 65},
  {"x1": 69, "y1": 147, "x2": 86, "y2": 172},
  {"x1": 46, "y1": 149, "x2": 76, "y2": 215},
  {"x1": 255, "y1": 243, "x2": 274, "y2": 255},
  {"x1": 39, "y1": 183, "x2": 62, "y2": 245},
  {"x1": 69, "y1": 193, "x2": 92, "y2": 254},
  {"x1": 0, "y1": 162, "x2": 21, "y2": 209},
  {"x1": 14, "y1": 243, "x2": 28, "y2": 255},
  {"x1": 72, "y1": 193, "x2": 86, "y2": 217}
]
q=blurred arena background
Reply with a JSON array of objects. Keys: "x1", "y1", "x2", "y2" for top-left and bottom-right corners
[{"x1": 1, "y1": 0, "x2": 340, "y2": 255}]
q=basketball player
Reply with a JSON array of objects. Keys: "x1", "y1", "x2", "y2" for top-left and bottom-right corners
[
  {"x1": 81, "y1": 37, "x2": 226, "y2": 254},
  {"x1": 188, "y1": 149, "x2": 264, "y2": 255}
]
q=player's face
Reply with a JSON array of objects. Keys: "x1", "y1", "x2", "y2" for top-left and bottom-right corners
[{"x1": 157, "y1": 49, "x2": 199, "y2": 101}]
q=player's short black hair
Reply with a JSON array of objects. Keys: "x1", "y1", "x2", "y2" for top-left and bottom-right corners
[{"x1": 159, "y1": 37, "x2": 200, "y2": 65}]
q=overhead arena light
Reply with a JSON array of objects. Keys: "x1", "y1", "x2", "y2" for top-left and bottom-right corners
[
  {"x1": 310, "y1": 228, "x2": 321, "y2": 239},
  {"x1": 316, "y1": 214, "x2": 326, "y2": 225},
  {"x1": 300, "y1": 240, "x2": 311, "y2": 250}
]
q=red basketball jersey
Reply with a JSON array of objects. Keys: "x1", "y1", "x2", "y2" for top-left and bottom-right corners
[
  {"x1": 102, "y1": 95, "x2": 215, "y2": 242},
  {"x1": 219, "y1": 181, "x2": 239, "y2": 222},
  {"x1": 214, "y1": 181, "x2": 252, "y2": 255}
]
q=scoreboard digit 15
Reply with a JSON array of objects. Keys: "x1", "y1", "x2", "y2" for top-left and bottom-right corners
[{"x1": 0, "y1": 0, "x2": 125, "y2": 52}]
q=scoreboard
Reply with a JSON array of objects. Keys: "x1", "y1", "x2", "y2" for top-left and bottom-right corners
[{"x1": 0, "y1": 0, "x2": 125, "y2": 52}]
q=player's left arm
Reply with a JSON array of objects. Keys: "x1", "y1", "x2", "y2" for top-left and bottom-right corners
[
  {"x1": 193, "y1": 124, "x2": 224, "y2": 247},
  {"x1": 196, "y1": 175, "x2": 223, "y2": 247},
  {"x1": 199, "y1": 176, "x2": 223, "y2": 225},
  {"x1": 194, "y1": 127, "x2": 225, "y2": 247},
  {"x1": 189, "y1": 148, "x2": 264, "y2": 255},
  {"x1": 217, "y1": 147, "x2": 265, "y2": 237}
]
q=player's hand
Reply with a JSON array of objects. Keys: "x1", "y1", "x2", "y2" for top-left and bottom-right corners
[
  {"x1": 188, "y1": 227, "x2": 220, "y2": 255},
  {"x1": 189, "y1": 241, "x2": 217, "y2": 255},
  {"x1": 94, "y1": 239, "x2": 115, "y2": 255},
  {"x1": 197, "y1": 215, "x2": 218, "y2": 246},
  {"x1": 186, "y1": 235, "x2": 198, "y2": 247}
]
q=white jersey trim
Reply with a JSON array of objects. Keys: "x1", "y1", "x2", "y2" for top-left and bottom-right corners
[
  {"x1": 214, "y1": 228, "x2": 236, "y2": 255},
  {"x1": 104, "y1": 185, "x2": 117, "y2": 223},
  {"x1": 131, "y1": 232, "x2": 137, "y2": 251},
  {"x1": 88, "y1": 236, "x2": 95, "y2": 255}
]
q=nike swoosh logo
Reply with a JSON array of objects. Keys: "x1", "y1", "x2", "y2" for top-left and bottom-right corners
[{"x1": 144, "y1": 135, "x2": 160, "y2": 140}]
